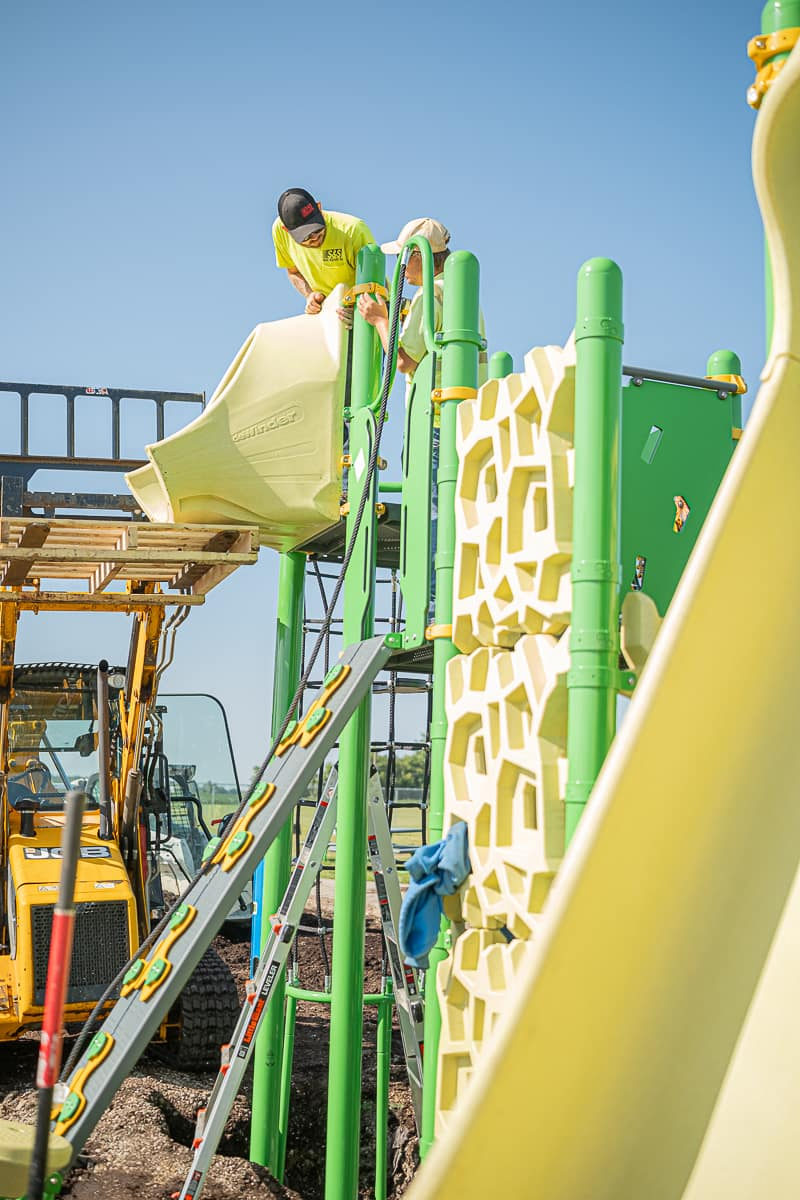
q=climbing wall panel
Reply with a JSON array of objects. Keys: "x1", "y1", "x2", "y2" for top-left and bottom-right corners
[
  {"x1": 435, "y1": 929, "x2": 536, "y2": 1136},
  {"x1": 444, "y1": 633, "x2": 569, "y2": 939},
  {"x1": 438, "y1": 339, "x2": 577, "y2": 1134},
  {"x1": 452, "y1": 336, "x2": 576, "y2": 652}
]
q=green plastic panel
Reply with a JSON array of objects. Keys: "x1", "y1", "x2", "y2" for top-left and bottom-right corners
[{"x1": 620, "y1": 378, "x2": 738, "y2": 615}]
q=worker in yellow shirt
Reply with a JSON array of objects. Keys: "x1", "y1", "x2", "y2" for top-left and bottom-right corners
[{"x1": 272, "y1": 188, "x2": 375, "y2": 317}]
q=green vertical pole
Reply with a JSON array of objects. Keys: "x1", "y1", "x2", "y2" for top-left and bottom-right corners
[
  {"x1": 325, "y1": 245, "x2": 384, "y2": 1200},
  {"x1": 275, "y1": 984, "x2": 298, "y2": 1179},
  {"x1": 374, "y1": 986, "x2": 392, "y2": 1200},
  {"x1": 756, "y1": 1, "x2": 800, "y2": 349},
  {"x1": 564, "y1": 258, "x2": 623, "y2": 848},
  {"x1": 488, "y1": 350, "x2": 514, "y2": 379},
  {"x1": 250, "y1": 550, "x2": 305, "y2": 1168},
  {"x1": 420, "y1": 250, "x2": 481, "y2": 1158}
]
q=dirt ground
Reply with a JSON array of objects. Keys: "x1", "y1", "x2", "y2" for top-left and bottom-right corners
[{"x1": 0, "y1": 893, "x2": 419, "y2": 1200}]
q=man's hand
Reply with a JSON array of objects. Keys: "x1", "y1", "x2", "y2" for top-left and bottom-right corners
[
  {"x1": 305, "y1": 291, "x2": 326, "y2": 315},
  {"x1": 357, "y1": 294, "x2": 388, "y2": 326},
  {"x1": 336, "y1": 305, "x2": 354, "y2": 328}
]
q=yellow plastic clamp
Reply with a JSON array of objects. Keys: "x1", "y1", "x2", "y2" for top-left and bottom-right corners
[
  {"x1": 342, "y1": 282, "x2": 390, "y2": 307},
  {"x1": 54, "y1": 1031, "x2": 115, "y2": 1134},
  {"x1": 299, "y1": 706, "x2": 332, "y2": 748},
  {"x1": 431, "y1": 387, "x2": 478, "y2": 406},
  {"x1": 135, "y1": 904, "x2": 198, "y2": 1003},
  {"x1": 747, "y1": 28, "x2": 799, "y2": 108},
  {"x1": 425, "y1": 623, "x2": 453, "y2": 641},
  {"x1": 706, "y1": 373, "x2": 748, "y2": 394},
  {"x1": 221, "y1": 828, "x2": 253, "y2": 872},
  {"x1": 275, "y1": 663, "x2": 352, "y2": 757},
  {"x1": 732, "y1": 427, "x2": 744, "y2": 441},
  {"x1": 340, "y1": 454, "x2": 353, "y2": 468},
  {"x1": 212, "y1": 783, "x2": 277, "y2": 866}
]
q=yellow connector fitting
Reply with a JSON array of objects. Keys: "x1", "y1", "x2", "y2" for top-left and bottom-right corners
[{"x1": 341, "y1": 282, "x2": 390, "y2": 307}]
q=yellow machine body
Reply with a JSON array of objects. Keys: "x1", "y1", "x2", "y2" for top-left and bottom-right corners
[{"x1": 0, "y1": 811, "x2": 138, "y2": 1039}]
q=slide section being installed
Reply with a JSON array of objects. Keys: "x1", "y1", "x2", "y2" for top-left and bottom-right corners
[
  {"x1": 409, "y1": 44, "x2": 800, "y2": 1200},
  {"x1": 127, "y1": 287, "x2": 348, "y2": 552}
]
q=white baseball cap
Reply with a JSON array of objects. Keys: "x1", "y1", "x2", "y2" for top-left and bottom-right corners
[{"x1": 381, "y1": 217, "x2": 451, "y2": 255}]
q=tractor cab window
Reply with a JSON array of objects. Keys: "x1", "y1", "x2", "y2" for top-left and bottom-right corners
[
  {"x1": 7, "y1": 674, "x2": 116, "y2": 811},
  {"x1": 148, "y1": 693, "x2": 242, "y2": 902}
]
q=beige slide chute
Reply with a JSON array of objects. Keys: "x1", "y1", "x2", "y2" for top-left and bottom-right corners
[
  {"x1": 410, "y1": 43, "x2": 800, "y2": 1200},
  {"x1": 126, "y1": 288, "x2": 348, "y2": 552}
]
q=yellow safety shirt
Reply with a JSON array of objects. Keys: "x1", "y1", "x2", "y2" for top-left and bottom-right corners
[{"x1": 272, "y1": 210, "x2": 375, "y2": 296}]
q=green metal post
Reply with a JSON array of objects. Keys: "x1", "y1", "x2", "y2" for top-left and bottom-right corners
[
  {"x1": 757, "y1": 1, "x2": 800, "y2": 349},
  {"x1": 706, "y1": 349, "x2": 744, "y2": 429},
  {"x1": 489, "y1": 350, "x2": 514, "y2": 379},
  {"x1": 325, "y1": 245, "x2": 384, "y2": 1200},
  {"x1": 275, "y1": 984, "x2": 298, "y2": 1180},
  {"x1": 250, "y1": 550, "x2": 305, "y2": 1168},
  {"x1": 420, "y1": 251, "x2": 481, "y2": 1158},
  {"x1": 564, "y1": 258, "x2": 623, "y2": 848},
  {"x1": 374, "y1": 986, "x2": 392, "y2": 1200}
]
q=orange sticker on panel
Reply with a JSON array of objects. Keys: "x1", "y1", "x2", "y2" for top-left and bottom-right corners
[{"x1": 673, "y1": 495, "x2": 691, "y2": 533}]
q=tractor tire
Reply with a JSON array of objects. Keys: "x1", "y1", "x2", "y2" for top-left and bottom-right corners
[{"x1": 151, "y1": 945, "x2": 239, "y2": 1071}]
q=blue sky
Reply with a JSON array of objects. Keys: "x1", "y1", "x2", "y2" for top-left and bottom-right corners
[{"x1": 0, "y1": 1, "x2": 768, "y2": 772}]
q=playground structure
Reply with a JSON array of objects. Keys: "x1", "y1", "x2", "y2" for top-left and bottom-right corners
[{"x1": 0, "y1": 6, "x2": 798, "y2": 1199}]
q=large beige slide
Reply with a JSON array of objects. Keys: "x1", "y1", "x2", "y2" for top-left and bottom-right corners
[
  {"x1": 126, "y1": 288, "x2": 348, "y2": 552},
  {"x1": 410, "y1": 45, "x2": 800, "y2": 1200}
]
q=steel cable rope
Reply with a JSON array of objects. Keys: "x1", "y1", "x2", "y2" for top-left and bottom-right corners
[{"x1": 61, "y1": 255, "x2": 409, "y2": 1082}]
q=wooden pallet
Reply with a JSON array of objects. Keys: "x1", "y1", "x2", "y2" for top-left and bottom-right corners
[{"x1": 0, "y1": 518, "x2": 260, "y2": 610}]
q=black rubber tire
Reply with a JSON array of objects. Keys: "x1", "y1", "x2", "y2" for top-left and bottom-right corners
[{"x1": 150, "y1": 945, "x2": 239, "y2": 1071}]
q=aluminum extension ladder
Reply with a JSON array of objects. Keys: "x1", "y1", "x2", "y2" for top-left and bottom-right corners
[{"x1": 178, "y1": 766, "x2": 424, "y2": 1200}]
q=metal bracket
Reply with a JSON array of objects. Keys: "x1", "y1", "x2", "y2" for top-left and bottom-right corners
[
  {"x1": 747, "y1": 27, "x2": 799, "y2": 108},
  {"x1": 705, "y1": 372, "x2": 747, "y2": 395},
  {"x1": 431, "y1": 386, "x2": 478, "y2": 407},
  {"x1": 342, "y1": 282, "x2": 390, "y2": 307},
  {"x1": 425, "y1": 623, "x2": 453, "y2": 641}
]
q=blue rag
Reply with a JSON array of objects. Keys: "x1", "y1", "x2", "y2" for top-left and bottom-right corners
[{"x1": 399, "y1": 822, "x2": 471, "y2": 969}]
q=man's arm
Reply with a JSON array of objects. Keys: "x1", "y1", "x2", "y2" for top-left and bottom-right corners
[
  {"x1": 356, "y1": 297, "x2": 418, "y2": 372},
  {"x1": 287, "y1": 269, "x2": 326, "y2": 314},
  {"x1": 287, "y1": 269, "x2": 313, "y2": 298}
]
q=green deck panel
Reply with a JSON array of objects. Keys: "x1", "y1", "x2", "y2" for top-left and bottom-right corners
[{"x1": 619, "y1": 378, "x2": 738, "y2": 616}]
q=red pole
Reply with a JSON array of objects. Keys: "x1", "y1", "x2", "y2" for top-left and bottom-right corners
[{"x1": 27, "y1": 789, "x2": 86, "y2": 1200}]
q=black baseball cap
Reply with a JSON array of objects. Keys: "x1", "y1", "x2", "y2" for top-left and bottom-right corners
[{"x1": 277, "y1": 188, "x2": 326, "y2": 243}]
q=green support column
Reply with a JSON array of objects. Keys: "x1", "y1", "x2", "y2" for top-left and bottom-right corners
[
  {"x1": 420, "y1": 250, "x2": 481, "y2": 1158},
  {"x1": 564, "y1": 258, "x2": 623, "y2": 848},
  {"x1": 275, "y1": 984, "x2": 298, "y2": 1179},
  {"x1": 325, "y1": 245, "x2": 384, "y2": 1200},
  {"x1": 755, "y1": 1, "x2": 800, "y2": 349},
  {"x1": 374, "y1": 987, "x2": 392, "y2": 1200},
  {"x1": 489, "y1": 350, "x2": 514, "y2": 379},
  {"x1": 250, "y1": 550, "x2": 306, "y2": 1169}
]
